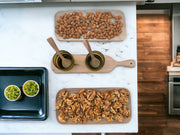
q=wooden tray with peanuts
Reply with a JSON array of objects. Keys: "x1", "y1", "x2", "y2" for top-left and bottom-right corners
[
  {"x1": 56, "y1": 88, "x2": 131, "y2": 124},
  {"x1": 54, "y1": 10, "x2": 126, "y2": 41}
]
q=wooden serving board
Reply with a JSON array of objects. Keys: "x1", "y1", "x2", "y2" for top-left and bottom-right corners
[
  {"x1": 55, "y1": 10, "x2": 126, "y2": 41},
  {"x1": 56, "y1": 88, "x2": 131, "y2": 125},
  {"x1": 51, "y1": 54, "x2": 135, "y2": 73}
]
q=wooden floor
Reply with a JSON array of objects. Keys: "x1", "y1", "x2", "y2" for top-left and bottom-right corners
[{"x1": 73, "y1": 14, "x2": 180, "y2": 135}]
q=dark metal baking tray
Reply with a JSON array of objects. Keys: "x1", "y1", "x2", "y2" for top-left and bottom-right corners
[{"x1": 0, "y1": 67, "x2": 48, "y2": 120}]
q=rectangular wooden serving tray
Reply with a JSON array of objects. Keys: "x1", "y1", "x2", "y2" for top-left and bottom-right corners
[
  {"x1": 56, "y1": 88, "x2": 131, "y2": 124},
  {"x1": 55, "y1": 10, "x2": 126, "y2": 41},
  {"x1": 0, "y1": 67, "x2": 48, "y2": 121}
]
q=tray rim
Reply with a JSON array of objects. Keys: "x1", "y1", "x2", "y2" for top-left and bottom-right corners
[
  {"x1": 0, "y1": 67, "x2": 48, "y2": 121},
  {"x1": 56, "y1": 87, "x2": 131, "y2": 125}
]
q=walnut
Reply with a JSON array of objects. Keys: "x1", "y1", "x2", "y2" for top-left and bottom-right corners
[
  {"x1": 103, "y1": 100, "x2": 111, "y2": 111},
  {"x1": 69, "y1": 93, "x2": 77, "y2": 100},
  {"x1": 104, "y1": 90, "x2": 111, "y2": 100},
  {"x1": 86, "y1": 90, "x2": 96, "y2": 101},
  {"x1": 56, "y1": 99, "x2": 65, "y2": 109},
  {"x1": 97, "y1": 91, "x2": 104, "y2": 99},
  {"x1": 110, "y1": 106, "x2": 116, "y2": 114},
  {"x1": 94, "y1": 115, "x2": 102, "y2": 122},
  {"x1": 112, "y1": 101, "x2": 122, "y2": 109},
  {"x1": 71, "y1": 103, "x2": 77, "y2": 112},
  {"x1": 81, "y1": 103, "x2": 88, "y2": 112},
  {"x1": 106, "y1": 114, "x2": 114, "y2": 121},
  {"x1": 114, "y1": 113, "x2": 123, "y2": 122},
  {"x1": 65, "y1": 98, "x2": 74, "y2": 106},
  {"x1": 94, "y1": 106, "x2": 102, "y2": 115},
  {"x1": 119, "y1": 96, "x2": 129, "y2": 104},
  {"x1": 76, "y1": 107, "x2": 84, "y2": 117},
  {"x1": 120, "y1": 89, "x2": 130, "y2": 97},
  {"x1": 58, "y1": 113, "x2": 68, "y2": 123},
  {"x1": 77, "y1": 89, "x2": 86, "y2": 102},
  {"x1": 112, "y1": 96, "x2": 119, "y2": 102},
  {"x1": 80, "y1": 116, "x2": 87, "y2": 124},
  {"x1": 102, "y1": 111, "x2": 110, "y2": 119},
  {"x1": 123, "y1": 109, "x2": 130, "y2": 117},
  {"x1": 85, "y1": 108, "x2": 95, "y2": 120},
  {"x1": 111, "y1": 90, "x2": 120, "y2": 97},
  {"x1": 84, "y1": 98, "x2": 91, "y2": 106},
  {"x1": 58, "y1": 90, "x2": 69, "y2": 99},
  {"x1": 94, "y1": 97, "x2": 103, "y2": 106},
  {"x1": 69, "y1": 116, "x2": 78, "y2": 123}
]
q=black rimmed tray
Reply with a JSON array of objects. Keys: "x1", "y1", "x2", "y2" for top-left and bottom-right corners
[{"x1": 0, "y1": 67, "x2": 48, "y2": 120}]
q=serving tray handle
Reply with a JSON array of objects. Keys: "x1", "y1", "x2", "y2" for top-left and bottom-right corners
[{"x1": 116, "y1": 59, "x2": 135, "y2": 68}]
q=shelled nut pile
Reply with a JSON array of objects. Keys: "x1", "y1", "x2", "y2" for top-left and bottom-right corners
[
  {"x1": 56, "y1": 88, "x2": 130, "y2": 124},
  {"x1": 55, "y1": 11, "x2": 123, "y2": 39}
]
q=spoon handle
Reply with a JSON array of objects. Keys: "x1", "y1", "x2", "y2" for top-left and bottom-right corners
[
  {"x1": 47, "y1": 37, "x2": 64, "y2": 60},
  {"x1": 83, "y1": 40, "x2": 95, "y2": 58}
]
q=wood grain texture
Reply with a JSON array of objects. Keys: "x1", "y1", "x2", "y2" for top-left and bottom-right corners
[
  {"x1": 137, "y1": 14, "x2": 170, "y2": 24},
  {"x1": 55, "y1": 10, "x2": 126, "y2": 41},
  {"x1": 163, "y1": 127, "x2": 180, "y2": 135},
  {"x1": 51, "y1": 54, "x2": 135, "y2": 73},
  {"x1": 56, "y1": 88, "x2": 131, "y2": 125},
  {"x1": 137, "y1": 23, "x2": 170, "y2": 33},
  {"x1": 135, "y1": 14, "x2": 174, "y2": 135}
]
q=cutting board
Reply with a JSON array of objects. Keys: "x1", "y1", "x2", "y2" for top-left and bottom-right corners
[
  {"x1": 56, "y1": 88, "x2": 131, "y2": 125},
  {"x1": 55, "y1": 10, "x2": 126, "y2": 41},
  {"x1": 51, "y1": 54, "x2": 135, "y2": 73}
]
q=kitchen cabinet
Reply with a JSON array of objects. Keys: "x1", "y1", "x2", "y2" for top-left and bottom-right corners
[
  {"x1": 43, "y1": 0, "x2": 70, "y2": 2},
  {"x1": 0, "y1": 0, "x2": 145, "y2": 3},
  {"x1": 71, "y1": 0, "x2": 145, "y2": 2},
  {"x1": 152, "y1": 0, "x2": 180, "y2": 3},
  {"x1": 0, "y1": 0, "x2": 42, "y2": 3}
]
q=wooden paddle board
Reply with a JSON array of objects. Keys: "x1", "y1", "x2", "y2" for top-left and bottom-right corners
[{"x1": 51, "y1": 54, "x2": 135, "y2": 73}]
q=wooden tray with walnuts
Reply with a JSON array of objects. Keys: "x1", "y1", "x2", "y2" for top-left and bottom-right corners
[
  {"x1": 54, "y1": 10, "x2": 126, "y2": 41},
  {"x1": 56, "y1": 88, "x2": 131, "y2": 125}
]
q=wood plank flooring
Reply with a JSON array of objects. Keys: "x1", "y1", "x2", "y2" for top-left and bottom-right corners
[{"x1": 73, "y1": 14, "x2": 180, "y2": 135}]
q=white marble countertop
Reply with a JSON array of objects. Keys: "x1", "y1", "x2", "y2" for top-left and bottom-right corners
[{"x1": 0, "y1": 2, "x2": 137, "y2": 133}]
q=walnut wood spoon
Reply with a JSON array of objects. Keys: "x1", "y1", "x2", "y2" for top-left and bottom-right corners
[
  {"x1": 83, "y1": 40, "x2": 100, "y2": 68},
  {"x1": 47, "y1": 37, "x2": 72, "y2": 68}
]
